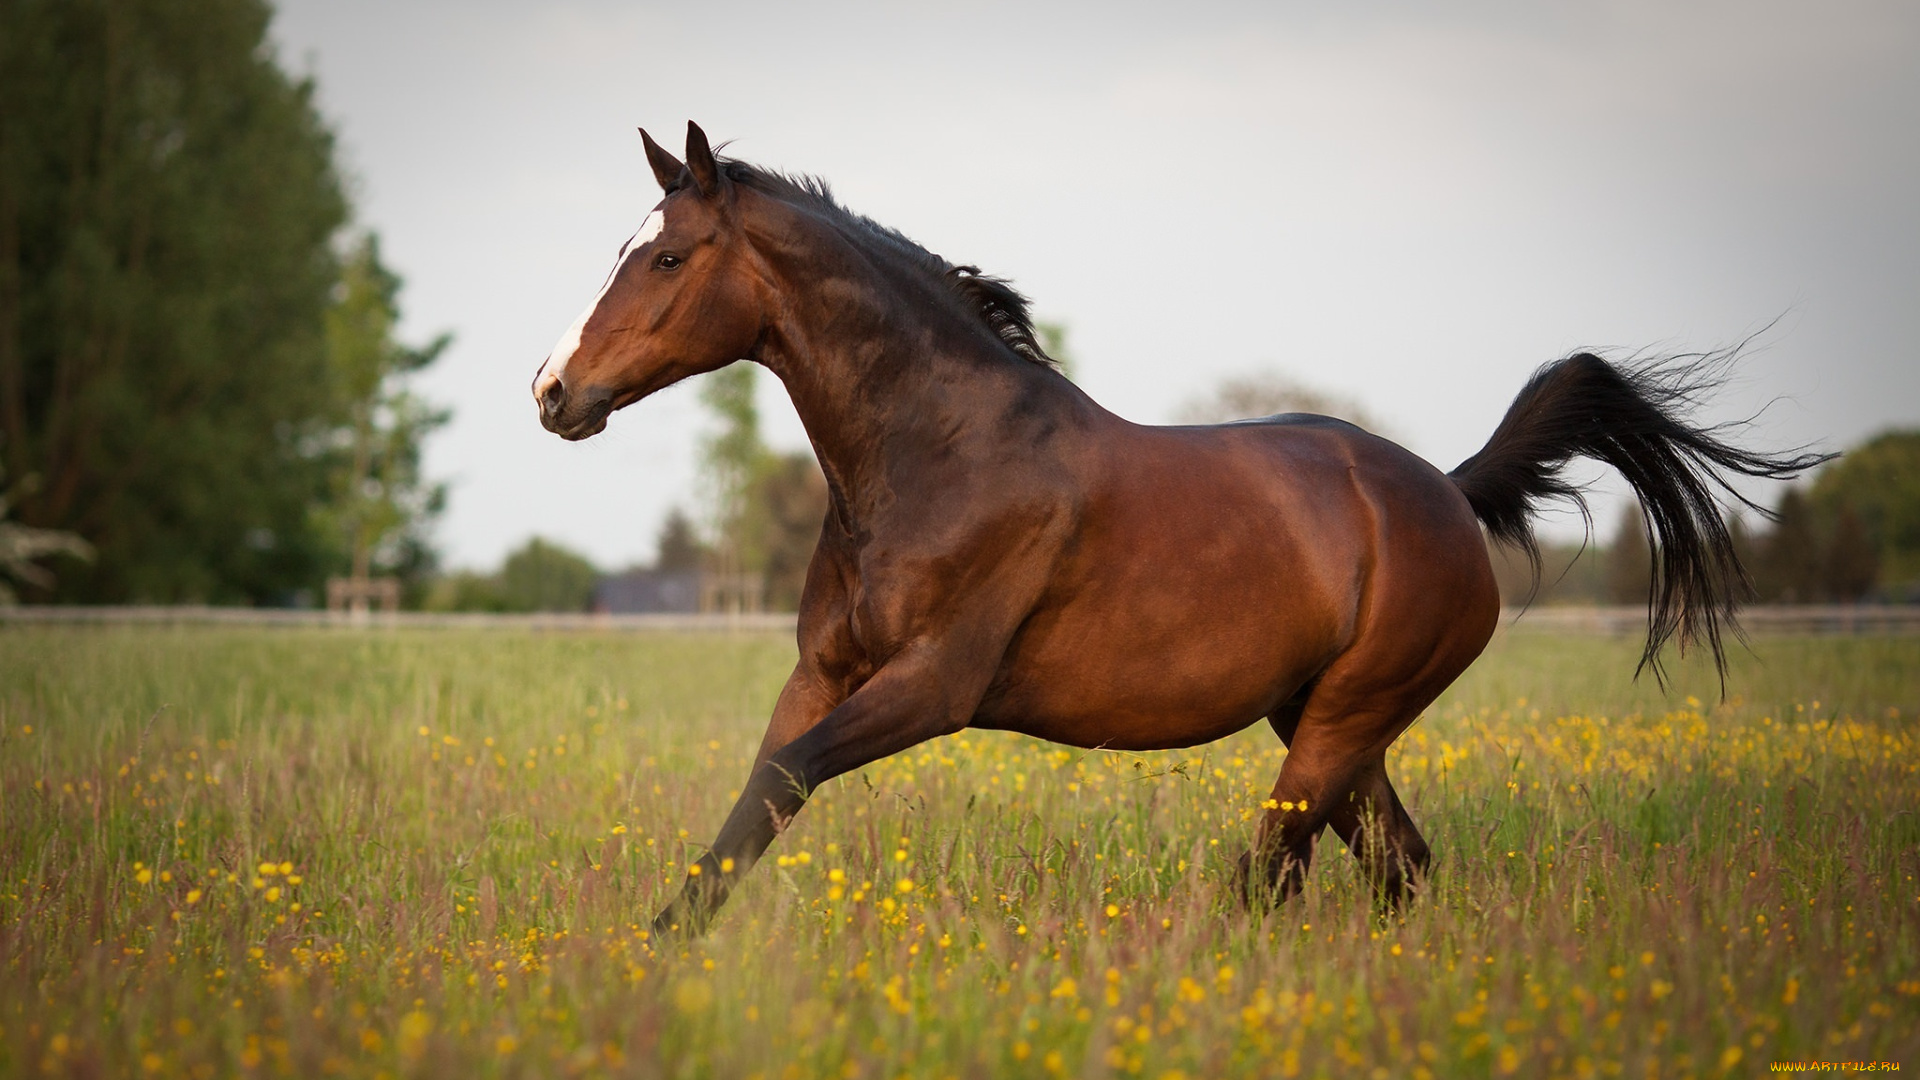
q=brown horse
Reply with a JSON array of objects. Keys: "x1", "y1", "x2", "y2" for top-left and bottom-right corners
[{"x1": 531, "y1": 123, "x2": 1824, "y2": 935}]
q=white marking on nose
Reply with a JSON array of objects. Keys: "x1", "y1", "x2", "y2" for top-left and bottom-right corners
[{"x1": 535, "y1": 205, "x2": 668, "y2": 404}]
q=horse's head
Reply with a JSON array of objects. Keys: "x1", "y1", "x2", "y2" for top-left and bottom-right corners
[{"x1": 532, "y1": 122, "x2": 764, "y2": 440}]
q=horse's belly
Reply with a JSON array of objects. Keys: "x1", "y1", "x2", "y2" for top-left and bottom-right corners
[
  {"x1": 971, "y1": 561, "x2": 1345, "y2": 751},
  {"x1": 970, "y1": 680, "x2": 1280, "y2": 752}
]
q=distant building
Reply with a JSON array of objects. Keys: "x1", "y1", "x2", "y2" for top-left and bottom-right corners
[{"x1": 591, "y1": 569, "x2": 701, "y2": 614}]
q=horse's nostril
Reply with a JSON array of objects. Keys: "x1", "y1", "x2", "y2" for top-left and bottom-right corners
[{"x1": 539, "y1": 377, "x2": 566, "y2": 417}]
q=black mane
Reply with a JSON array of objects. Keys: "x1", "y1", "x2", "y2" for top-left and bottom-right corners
[{"x1": 720, "y1": 160, "x2": 1057, "y2": 369}]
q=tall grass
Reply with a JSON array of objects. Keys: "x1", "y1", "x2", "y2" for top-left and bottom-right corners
[{"x1": 1, "y1": 625, "x2": 1914, "y2": 1078}]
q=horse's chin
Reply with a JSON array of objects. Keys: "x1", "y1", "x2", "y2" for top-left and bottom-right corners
[
  {"x1": 557, "y1": 417, "x2": 608, "y2": 441},
  {"x1": 544, "y1": 398, "x2": 614, "y2": 441}
]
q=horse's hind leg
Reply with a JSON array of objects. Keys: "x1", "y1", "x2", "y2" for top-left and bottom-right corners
[
  {"x1": 1239, "y1": 713, "x2": 1371, "y2": 906},
  {"x1": 1327, "y1": 759, "x2": 1430, "y2": 907}
]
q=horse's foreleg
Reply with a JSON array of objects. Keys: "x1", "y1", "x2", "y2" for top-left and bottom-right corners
[
  {"x1": 646, "y1": 666, "x2": 837, "y2": 938},
  {"x1": 650, "y1": 647, "x2": 976, "y2": 938}
]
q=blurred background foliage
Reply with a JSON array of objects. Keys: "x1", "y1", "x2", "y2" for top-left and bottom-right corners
[
  {"x1": 421, "y1": 537, "x2": 599, "y2": 615},
  {"x1": 690, "y1": 364, "x2": 826, "y2": 612}
]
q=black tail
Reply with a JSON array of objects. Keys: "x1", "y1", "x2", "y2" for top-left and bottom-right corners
[{"x1": 1449, "y1": 351, "x2": 1831, "y2": 683}]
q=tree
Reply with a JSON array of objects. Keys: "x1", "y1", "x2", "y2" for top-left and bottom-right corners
[
  {"x1": 1809, "y1": 429, "x2": 1920, "y2": 594},
  {"x1": 698, "y1": 364, "x2": 769, "y2": 579},
  {"x1": 1753, "y1": 489, "x2": 1822, "y2": 603},
  {"x1": 755, "y1": 452, "x2": 829, "y2": 610},
  {"x1": 1727, "y1": 512, "x2": 1763, "y2": 597},
  {"x1": 0, "y1": 0, "x2": 351, "y2": 603},
  {"x1": 313, "y1": 234, "x2": 450, "y2": 597},
  {"x1": 1175, "y1": 371, "x2": 1383, "y2": 432},
  {"x1": 1606, "y1": 504, "x2": 1651, "y2": 605},
  {"x1": 496, "y1": 537, "x2": 597, "y2": 613},
  {"x1": 421, "y1": 569, "x2": 508, "y2": 613},
  {"x1": 1823, "y1": 504, "x2": 1878, "y2": 602},
  {"x1": 695, "y1": 364, "x2": 829, "y2": 610},
  {"x1": 654, "y1": 506, "x2": 706, "y2": 573}
]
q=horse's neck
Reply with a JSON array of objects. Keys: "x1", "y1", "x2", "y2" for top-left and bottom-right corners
[
  {"x1": 743, "y1": 199, "x2": 1095, "y2": 523},
  {"x1": 762, "y1": 325, "x2": 1018, "y2": 503},
  {"x1": 754, "y1": 267, "x2": 1073, "y2": 524}
]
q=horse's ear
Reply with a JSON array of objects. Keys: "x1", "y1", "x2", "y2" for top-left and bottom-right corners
[
  {"x1": 639, "y1": 128, "x2": 684, "y2": 193},
  {"x1": 685, "y1": 121, "x2": 723, "y2": 197}
]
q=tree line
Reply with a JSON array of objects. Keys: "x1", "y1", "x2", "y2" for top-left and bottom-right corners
[{"x1": 2, "y1": 0, "x2": 447, "y2": 605}]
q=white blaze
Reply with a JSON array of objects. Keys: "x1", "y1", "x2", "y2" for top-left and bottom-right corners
[{"x1": 535, "y1": 206, "x2": 667, "y2": 398}]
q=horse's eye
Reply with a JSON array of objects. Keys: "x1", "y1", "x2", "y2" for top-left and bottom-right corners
[{"x1": 655, "y1": 253, "x2": 683, "y2": 271}]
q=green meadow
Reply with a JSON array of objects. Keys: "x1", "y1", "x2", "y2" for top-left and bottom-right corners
[{"x1": 0, "y1": 624, "x2": 1915, "y2": 1078}]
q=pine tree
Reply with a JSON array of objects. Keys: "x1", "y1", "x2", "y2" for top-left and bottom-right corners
[
  {"x1": 0, "y1": 0, "x2": 353, "y2": 602},
  {"x1": 1822, "y1": 504, "x2": 1878, "y2": 602},
  {"x1": 1757, "y1": 489, "x2": 1823, "y2": 603},
  {"x1": 654, "y1": 508, "x2": 706, "y2": 573},
  {"x1": 1606, "y1": 504, "x2": 1651, "y2": 605}
]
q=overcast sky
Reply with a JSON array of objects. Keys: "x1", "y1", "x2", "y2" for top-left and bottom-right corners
[{"x1": 271, "y1": 0, "x2": 1919, "y2": 570}]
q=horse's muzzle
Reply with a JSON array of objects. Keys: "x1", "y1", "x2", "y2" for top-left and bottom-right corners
[{"x1": 537, "y1": 379, "x2": 614, "y2": 441}]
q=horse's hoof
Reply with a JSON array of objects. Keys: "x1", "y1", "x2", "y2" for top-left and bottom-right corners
[
  {"x1": 651, "y1": 894, "x2": 724, "y2": 941},
  {"x1": 649, "y1": 907, "x2": 693, "y2": 941}
]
